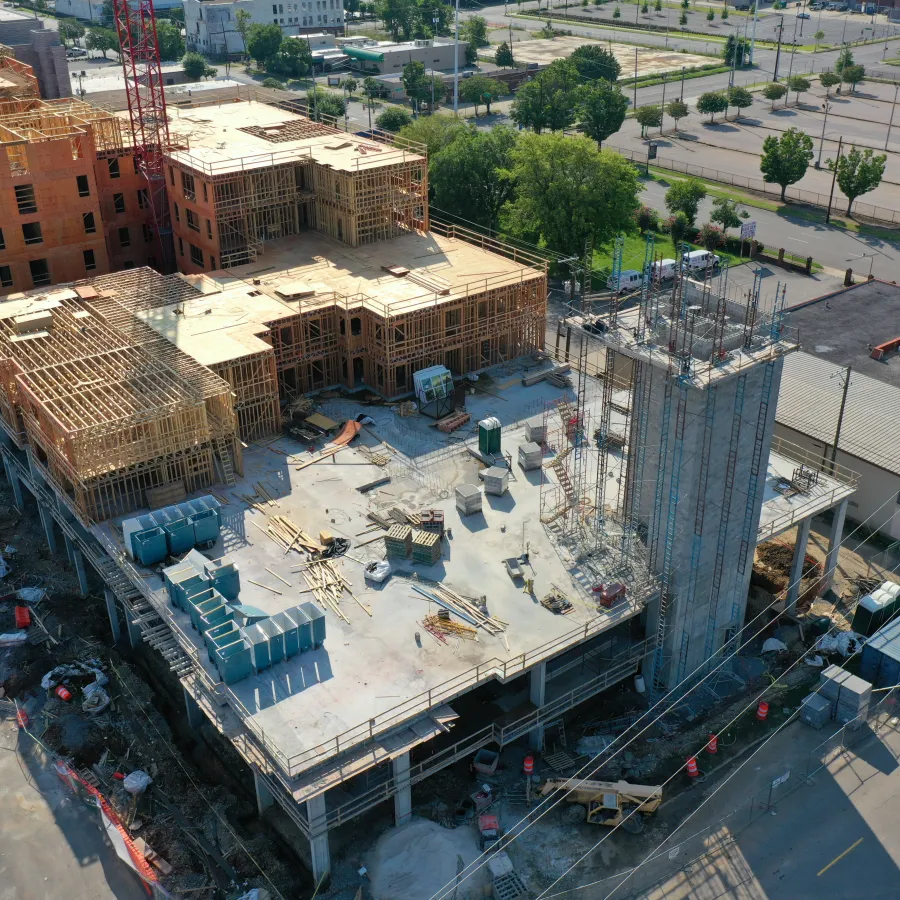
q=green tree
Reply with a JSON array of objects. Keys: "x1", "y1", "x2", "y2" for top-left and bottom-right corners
[
  {"x1": 363, "y1": 76, "x2": 382, "y2": 100},
  {"x1": 246, "y1": 23, "x2": 282, "y2": 67},
  {"x1": 667, "y1": 211, "x2": 690, "y2": 245},
  {"x1": 762, "y1": 82, "x2": 787, "y2": 109},
  {"x1": 819, "y1": 71, "x2": 841, "y2": 97},
  {"x1": 641, "y1": 1, "x2": 649, "y2": 12},
  {"x1": 706, "y1": 9, "x2": 715, "y2": 20},
  {"x1": 235, "y1": 9, "x2": 252, "y2": 60},
  {"x1": 511, "y1": 59, "x2": 581, "y2": 133},
  {"x1": 721, "y1": 4, "x2": 728, "y2": 19},
  {"x1": 723, "y1": 34, "x2": 748, "y2": 67},
  {"x1": 827, "y1": 145, "x2": 887, "y2": 215},
  {"x1": 709, "y1": 196, "x2": 742, "y2": 232},
  {"x1": 727, "y1": 85, "x2": 753, "y2": 120},
  {"x1": 679, "y1": 11, "x2": 687, "y2": 25},
  {"x1": 459, "y1": 75, "x2": 506, "y2": 115},
  {"x1": 431, "y1": 126, "x2": 519, "y2": 230},
  {"x1": 309, "y1": 89, "x2": 346, "y2": 120},
  {"x1": 834, "y1": 46, "x2": 854, "y2": 76},
  {"x1": 155, "y1": 21, "x2": 185, "y2": 60},
  {"x1": 262, "y1": 77, "x2": 284, "y2": 89},
  {"x1": 398, "y1": 114, "x2": 468, "y2": 158},
  {"x1": 504, "y1": 133, "x2": 642, "y2": 257},
  {"x1": 341, "y1": 76, "x2": 359, "y2": 97},
  {"x1": 666, "y1": 98, "x2": 689, "y2": 132},
  {"x1": 269, "y1": 39, "x2": 313, "y2": 78},
  {"x1": 402, "y1": 59, "x2": 430, "y2": 105},
  {"x1": 182, "y1": 52, "x2": 213, "y2": 80},
  {"x1": 578, "y1": 80, "x2": 629, "y2": 147},
  {"x1": 58, "y1": 19, "x2": 85, "y2": 46},
  {"x1": 697, "y1": 91, "x2": 728, "y2": 123},
  {"x1": 665, "y1": 177, "x2": 707, "y2": 226},
  {"x1": 788, "y1": 75, "x2": 810, "y2": 105},
  {"x1": 495, "y1": 41, "x2": 514, "y2": 67},
  {"x1": 760, "y1": 127, "x2": 814, "y2": 201},
  {"x1": 461, "y1": 15, "x2": 489, "y2": 46},
  {"x1": 681, "y1": 0, "x2": 689, "y2": 8},
  {"x1": 634, "y1": 104, "x2": 662, "y2": 136},
  {"x1": 635, "y1": 204, "x2": 659, "y2": 233},
  {"x1": 85, "y1": 28, "x2": 120, "y2": 59},
  {"x1": 570, "y1": 44, "x2": 622, "y2": 82},
  {"x1": 655, "y1": 0, "x2": 662, "y2": 10},
  {"x1": 843, "y1": 64, "x2": 865, "y2": 93},
  {"x1": 377, "y1": 0, "x2": 418, "y2": 40},
  {"x1": 376, "y1": 106, "x2": 413, "y2": 131},
  {"x1": 814, "y1": 29, "x2": 825, "y2": 51},
  {"x1": 613, "y1": 6, "x2": 621, "y2": 18}
]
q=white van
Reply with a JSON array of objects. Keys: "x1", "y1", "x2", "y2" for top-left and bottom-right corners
[
  {"x1": 606, "y1": 269, "x2": 642, "y2": 291},
  {"x1": 651, "y1": 258, "x2": 677, "y2": 281},
  {"x1": 682, "y1": 249, "x2": 721, "y2": 272}
]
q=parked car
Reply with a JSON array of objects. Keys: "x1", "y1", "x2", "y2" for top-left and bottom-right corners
[
  {"x1": 605, "y1": 269, "x2": 642, "y2": 291},
  {"x1": 66, "y1": 48, "x2": 88, "y2": 58},
  {"x1": 682, "y1": 249, "x2": 721, "y2": 272},
  {"x1": 797, "y1": 10, "x2": 811, "y2": 16},
  {"x1": 736, "y1": 3, "x2": 751, "y2": 9},
  {"x1": 651, "y1": 258, "x2": 677, "y2": 281}
]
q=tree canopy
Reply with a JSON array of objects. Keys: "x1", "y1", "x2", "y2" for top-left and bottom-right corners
[
  {"x1": 511, "y1": 60, "x2": 581, "y2": 133},
  {"x1": 461, "y1": 15, "x2": 489, "y2": 47},
  {"x1": 182, "y1": 52, "x2": 215, "y2": 80},
  {"x1": 570, "y1": 44, "x2": 621, "y2": 82},
  {"x1": 697, "y1": 91, "x2": 728, "y2": 123},
  {"x1": 307, "y1": 88, "x2": 346, "y2": 121},
  {"x1": 431, "y1": 126, "x2": 518, "y2": 231},
  {"x1": 828, "y1": 146, "x2": 887, "y2": 215},
  {"x1": 760, "y1": 127, "x2": 814, "y2": 201},
  {"x1": 788, "y1": 75, "x2": 811, "y2": 104},
  {"x1": 246, "y1": 23, "x2": 282, "y2": 67},
  {"x1": 709, "y1": 197, "x2": 742, "y2": 231},
  {"x1": 86, "y1": 28, "x2": 120, "y2": 59},
  {"x1": 268, "y1": 39, "x2": 313, "y2": 78},
  {"x1": 397, "y1": 115, "x2": 469, "y2": 159},
  {"x1": 377, "y1": 0, "x2": 451, "y2": 41},
  {"x1": 504, "y1": 133, "x2": 642, "y2": 257},
  {"x1": 376, "y1": 106, "x2": 413, "y2": 132},
  {"x1": 155, "y1": 20, "x2": 184, "y2": 60},
  {"x1": 727, "y1": 86, "x2": 753, "y2": 118},
  {"x1": 495, "y1": 41, "x2": 514, "y2": 67},
  {"x1": 459, "y1": 75, "x2": 506, "y2": 115},
  {"x1": 58, "y1": 20, "x2": 85, "y2": 46},
  {"x1": 761, "y1": 82, "x2": 787, "y2": 108},
  {"x1": 819, "y1": 71, "x2": 841, "y2": 96},
  {"x1": 723, "y1": 35, "x2": 748, "y2": 67},
  {"x1": 666, "y1": 99, "x2": 689, "y2": 131},
  {"x1": 577, "y1": 80, "x2": 629, "y2": 147},
  {"x1": 634, "y1": 104, "x2": 662, "y2": 136},
  {"x1": 665, "y1": 178, "x2": 707, "y2": 226}
]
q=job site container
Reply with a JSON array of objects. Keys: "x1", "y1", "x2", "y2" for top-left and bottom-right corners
[
  {"x1": 300, "y1": 601, "x2": 326, "y2": 648},
  {"x1": 478, "y1": 417, "x2": 502, "y2": 456},
  {"x1": 860, "y1": 616, "x2": 900, "y2": 687}
]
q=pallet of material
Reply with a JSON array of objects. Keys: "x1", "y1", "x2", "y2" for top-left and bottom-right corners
[
  {"x1": 455, "y1": 483, "x2": 482, "y2": 516},
  {"x1": 424, "y1": 611, "x2": 477, "y2": 640},
  {"x1": 522, "y1": 363, "x2": 571, "y2": 387},
  {"x1": 411, "y1": 529, "x2": 442, "y2": 565},
  {"x1": 547, "y1": 371, "x2": 572, "y2": 388},
  {"x1": 518, "y1": 442, "x2": 543, "y2": 472},
  {"x1": 524, "y1": 414, "x2": 546, "y2": 444},
  {"x1": 436, "y1": 411, "x2": 471, "y2": 433},
  {"x1": 541, "y1": 588, "x2": 575, "y2": 615},
  {"x1": 385, "y1": 524, "x2": 412, "y2": 558}
]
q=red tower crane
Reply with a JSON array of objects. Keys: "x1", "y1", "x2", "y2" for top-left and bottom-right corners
[{"x1": 111, "y1": 0, "x2": 174, "y2": 270}]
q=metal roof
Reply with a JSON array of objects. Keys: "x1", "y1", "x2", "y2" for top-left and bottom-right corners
[{"x1": 776, "y1": 351, "x2": 900, "y2": 476}]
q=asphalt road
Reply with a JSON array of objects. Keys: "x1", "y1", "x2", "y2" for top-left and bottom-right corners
[{"x1": 0, "y1": 715, "x2": 148, "y2": 900}]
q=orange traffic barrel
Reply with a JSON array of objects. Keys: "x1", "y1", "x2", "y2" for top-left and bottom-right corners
[
  {"x1": 707, "y1": 733, "x2": 718, "y2": 754},
  {"x1": 16, "y1": 709, "x2": 28, "y2": 729},
  {"x1": 54, "y1": 685, "x2": 72, "y2": 702},
  {"x1": 686, "y1": 757, "x2": 699, "y2": 777},
  {"x1": 756, "y1": 700, "x2": 769, "y2": 721},
  {"x1": 523, "y1": 755, "x2": 534, "y2": 776}
]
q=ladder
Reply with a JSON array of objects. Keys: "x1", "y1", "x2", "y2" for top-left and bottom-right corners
[{"x1": 213, "y1": 434, "x2": 236, "y2": 487}]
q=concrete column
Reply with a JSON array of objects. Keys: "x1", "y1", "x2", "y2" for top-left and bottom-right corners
[
  {"x1": 821, "y1": 498, "x2": 849, "y2": 597},
  {"x1": 307, "y1": 793, "x2": 331, "y2": 884},
  {"x1": 3, "y1": 456, "x2": 24, "y2": 511},
  {"x1": 787, "y1": 516, "x2": 813, "y2": 610},
  {"x1": 253, "y1": 766, "x2": 274, "y2": 819},
  {"x1": 64, "y1": 533, "x2": 76, "y2": 566},
  {"x1": 183, "y1": 685, "x2": 204, "y2": 730},
  {"x1": 104, "y1": 589, "x2": 121, "y2": 644},
  {"x1": 528, "y1": 661, "x2": 547, "y2": 752},
  {"x1": 125, "y1": 611, "x2": 142, "y2": 650},
  {"x1": 38, "y1": 507, "x2": 58, "y2": 555},
  {"x1": 393, "y1": 751, "x2": 412, "y2": 827}
]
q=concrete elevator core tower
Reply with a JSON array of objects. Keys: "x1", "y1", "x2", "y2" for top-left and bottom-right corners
[{"x1": 594, "y1": 272, "x2": 798, "y2": 694}]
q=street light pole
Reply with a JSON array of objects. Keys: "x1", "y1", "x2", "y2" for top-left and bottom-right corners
[
  {"x1": 680, "y1": 65, "x2": 686, "y2": 100},
  {"x1": 886, "y1": 83, "x2": 899, "y2": 152},
  {"x1": 660, "y1": 73, "x2": 667, "y2": 133},
  {"x1": 749, "y1": 0, "x2": 760, "y2": 65},
  {"x1": 816, "y1": 101, "x2": 830, "y2": 168},
  {"x1": 453, "y1": 0, "x2": 459, "y2": 115},
  {"x1": 825, "y1": 135, "x2": 843, "y2": 224},
  {"x1": 773, "y1": 16, "x2": 784, "y2": 81}
]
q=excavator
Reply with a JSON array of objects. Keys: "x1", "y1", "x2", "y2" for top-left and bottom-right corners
[{"x1": 540, "y1": 778, "x2": 663, "y2": 834}]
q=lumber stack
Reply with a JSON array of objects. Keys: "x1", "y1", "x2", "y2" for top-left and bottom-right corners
[
  {"x1": 296, "y1": 559, "x2": 370, "y2": 622},
  {"x1": 424, "y1": 612, "x2": 477, "y2": 640},
  {"x1": 266, "y1": 516, "x2": 325, "y2": 553},
  {"x1": 413, "y1": 583, "x2": 506, "y2": 635}
]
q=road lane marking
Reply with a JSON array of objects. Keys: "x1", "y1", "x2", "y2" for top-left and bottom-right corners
[{"x1": 817, "y1": 838, "x2": 863, "y2": 877}]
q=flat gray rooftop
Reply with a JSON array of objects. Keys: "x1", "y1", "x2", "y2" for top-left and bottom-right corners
[{"x1": 94, "y1": 364, "x2": 654, "y2": 781}]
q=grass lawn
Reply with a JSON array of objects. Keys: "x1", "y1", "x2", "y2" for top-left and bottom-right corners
[{"x1": 593, "y1": 229, "x2": 745, "y2": 275}]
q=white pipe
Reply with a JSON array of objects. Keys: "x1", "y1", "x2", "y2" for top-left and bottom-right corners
[{"x1": 750, "y1": 0, "x2": 760, "y2": 66}]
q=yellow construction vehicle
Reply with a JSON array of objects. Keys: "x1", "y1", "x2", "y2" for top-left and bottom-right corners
[{"x1": 540, "y1": 778, "x2": 663, "y2": 833}]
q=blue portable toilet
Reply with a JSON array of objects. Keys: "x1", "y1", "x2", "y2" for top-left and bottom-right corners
[
  {"x1": 300, "y1": 602, "x2": 326, "y2": 648},
  {"x1": 132, "y1": 526, "x2": 168, "y2": 566}
]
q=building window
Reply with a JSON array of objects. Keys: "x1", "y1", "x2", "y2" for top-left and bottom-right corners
[
  {"x1": 206, "y1": 219, "x2": 212, "y2": 239},
  {"x1": 29, "y1": 259, "x2": 50, "y2": 287},
  {"x1": 0, "y1": 228, "x2": 4, "y2": 250},
  {"x1": 83, "y1": 249, "x2": 96, "y2": 271},
  {"x1": 186, "y1": 209, "x2": 200, "y2": 233},
  {"x1": 181, "y1": 171, "x2": 196, "y2": 201},
  {"x1": 273, "y1": 3, "x2": 277, "y2": 11},
  {"x1": 178, "y1": 236, "x2": 184, "y2": 256},
  {"x1": 210, "y1": 255, "x2": 216, "y2": 269},
  {"x1": 114, "y1": 192, "x2": 125, "y2": 213},
  {"x1": 133, "y1": 155, "x2": 141, "y2": 175},
  {"x1": 0, "y1": 265, "x2": 11, "y2": 288},
  {"x1": 119, "y1": 226, "x2": 131, "y2": 247},
  {"x1": 174, "y1": 202, "x2": 180, "y2": 222},
  {"x1": 76, "y1": 175, "x2": 90, "y2": 197},
  {"x1": 107, "y1": 157, "x2": 120, "y2": 178},
  {"x1": 202, "y1": 181, "x2": 208, "y2": 202},
  {"x1": 142, "y1": 223, "x2": 153, "y2": 243},
  {"x1": 169, "y1": 166, "x2": 175, "y2": 186},
  {"x1": 22, "y1": 222, "x2": 42, "y2": 245},
  {"x1": 190, "y1": 243, "x2": 204, "y2": 267},
  {"x1": 83, "y1": 211, "x2": 96, "y2": 234},
  {"x1": 137, "y1": 188, "x2": 149, "y2": 209},
  {"x1": 14, "y1": 185, "x2": 36, "y2": 214}
]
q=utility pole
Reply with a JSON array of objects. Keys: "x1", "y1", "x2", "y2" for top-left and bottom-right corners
[
  {"x1": 680, "y1": 65, "x2": 685, "y2": 100},
  {"x1": 825, "y1": 135, "x2": 842, "y2": 224},
  {"x1": 633, "y1": 47, "x2": 638, "y2": 112},
  {"x1": 773, "y1": 16, "x2": 784, "y2": 81},
  {"x1": 749, "y1": 0, "x2": 760, "y2": 65},
  {"x1": 886, "y1": 83, "x2": 899, "y2": 151},
  {"x1": 453, "y1": 0, "x2": 459, "y2": 115},
  {"x1": 660, "y1": 73, "x2": 667, "y2": 134},
  {"x1": 816, "y1": 101, "x2": 830, "y2": 168},
  {"x1": 828, "y1": 366, "x2": 851, "y2": 475}
]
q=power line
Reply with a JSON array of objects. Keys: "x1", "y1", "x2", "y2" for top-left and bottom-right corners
[{"x1": 431, "y1": 487, "x2": 900, "y2": 900}]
